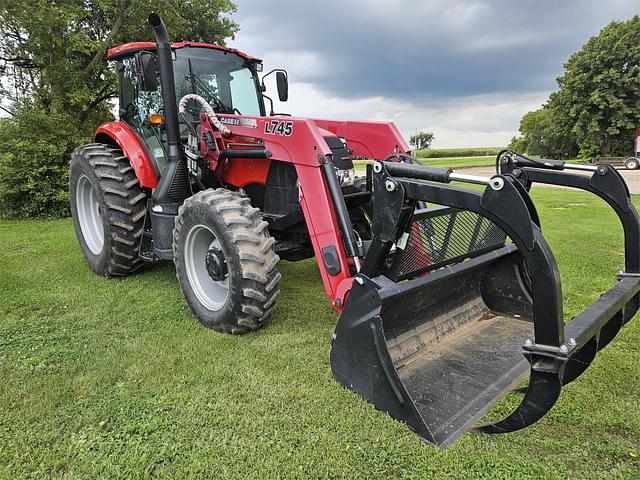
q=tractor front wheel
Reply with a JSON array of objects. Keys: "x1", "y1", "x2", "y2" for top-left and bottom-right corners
[{"x1": 173, "y1": 189, "x2": 281, "y2": 334}]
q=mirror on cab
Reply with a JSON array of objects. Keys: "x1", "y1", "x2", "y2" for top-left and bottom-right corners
[
  {"x1": 276, "y1": 71, "x2": 288, "y2": 102},
  {"x1": 135, "y1": 51, "x2": 159, "y2": 92}
]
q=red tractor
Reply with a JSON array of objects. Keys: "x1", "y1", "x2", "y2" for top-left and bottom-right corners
[{"x1": 70, "y1": 14, "x2": 640, "y2": 447}]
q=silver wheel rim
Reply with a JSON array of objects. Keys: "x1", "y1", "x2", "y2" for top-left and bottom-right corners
[
  {"x1": 76, "y1": 175, "x2": 104, "y2": 255},
  {"x1": 184, "y1": 224, "x2": 229, "y2": 311}
]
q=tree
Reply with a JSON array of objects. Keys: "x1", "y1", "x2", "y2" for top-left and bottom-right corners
[
  {"x1": 509, "y1": 105, "x2": 579, "y2": 159},
  {"x1": 511, "y1": 16, "x2": 640, "y2": 159},
  {"x1": 0, "y1": 0, "x2": 238, "y2": 218},
  {"x1": 409, "y1": 131, "x2": 434, "y2": 150},
  {"x1": 0, "y1": 108, "x2": 87, "y2": 218},
  {"x1": 559, "y1": 16, "x2": 640, "y2": 156},
  {"x1": 0, "y1": 1, "x2": 238, "y2": 120}
]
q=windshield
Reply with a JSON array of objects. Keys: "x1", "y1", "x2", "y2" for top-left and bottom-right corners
[{"x1": 174, "y1": 47, "x2": 262, "y2": 117}]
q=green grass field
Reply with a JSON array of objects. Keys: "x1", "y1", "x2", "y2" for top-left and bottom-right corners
[
  {"x1": 415, "y1": 156, "x2": 496, "y2": 169},
  {"x1": 414, "y1": 147, "x2": 504, "y2": 158},
  {"x1": 1, "y1": 188, "x2": 639, "y2": 479}
]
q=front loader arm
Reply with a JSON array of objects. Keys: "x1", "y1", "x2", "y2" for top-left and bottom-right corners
[
  {"x1": 311, "y1": 119, "x2": 411, "y2": 159},
  {"x1": 212, "y1": 115, "x2": 435, "y2": 309},
  {"x1": 216, "y1": 115, "x2": 370, "y2": 308}
]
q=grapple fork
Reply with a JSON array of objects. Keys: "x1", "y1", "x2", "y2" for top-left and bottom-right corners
[{"x1": 330, "y1": 156, "x2": 640, "y2": 447}]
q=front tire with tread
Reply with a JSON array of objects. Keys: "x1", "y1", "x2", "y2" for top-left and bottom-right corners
[{"x1": 173, "y1": 188, "x2": 281, "y2": 334}]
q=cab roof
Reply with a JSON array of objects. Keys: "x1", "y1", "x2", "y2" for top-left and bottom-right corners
[{"x1": 106, "y1": 42, "x2": 260, "y2": 62}]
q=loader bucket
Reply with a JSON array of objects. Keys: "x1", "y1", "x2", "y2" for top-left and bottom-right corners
[{"x1": 330, "y1": 158, "x2": 640, "y2": 447}]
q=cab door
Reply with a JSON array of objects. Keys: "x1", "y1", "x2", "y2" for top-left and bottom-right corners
[{"x1": 117, "y1": 54, "x2": 169, "y2": 173}]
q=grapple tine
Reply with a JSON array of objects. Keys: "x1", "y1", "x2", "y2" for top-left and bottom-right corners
[
  {"x1": 562, "y1": 312, "x2": 623, "y2": 386},
  {"x1": 475, "y1": 364, "x2": 562, "y2": 434},
  {"x1": 598, "y1": 311, "x2": 624, "y2": 351}
]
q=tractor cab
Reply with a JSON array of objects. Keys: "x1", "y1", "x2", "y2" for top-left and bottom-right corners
[{"x1": 108, "y1": 43, "x2": 268, "y2": 173}]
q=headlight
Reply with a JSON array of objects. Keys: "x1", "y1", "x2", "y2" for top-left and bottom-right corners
[{"x1": 336, "y1": 167, "x2": 355, "y2": 186}]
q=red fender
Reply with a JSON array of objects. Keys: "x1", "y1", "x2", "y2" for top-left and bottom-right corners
[{"x1": 95, "y1": 121, "x2": 158, "y2": 188}]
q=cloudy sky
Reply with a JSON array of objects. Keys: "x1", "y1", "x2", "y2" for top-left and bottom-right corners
[{"x1": 228, "y1": 0, "x2": 638, "y2": 147}]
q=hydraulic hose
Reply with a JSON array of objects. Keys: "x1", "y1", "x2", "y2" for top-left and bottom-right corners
[{"x1": 178, "y1": 94, "x2": 231, "y2": 137}]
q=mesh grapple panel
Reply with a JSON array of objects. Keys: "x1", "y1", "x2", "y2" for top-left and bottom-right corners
[{"x1": 394, "y1": 206, "x2": 507, "y2": 280}]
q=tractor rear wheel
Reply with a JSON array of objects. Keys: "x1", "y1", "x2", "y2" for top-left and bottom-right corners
[
  {"x1": 173, "y1": 188, "x2": 281, "y2": 334},
  {"x1": 69, "y1": 144, "x2": 147, "y2": 276}
]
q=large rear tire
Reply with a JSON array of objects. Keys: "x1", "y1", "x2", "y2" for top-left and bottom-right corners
[
  {"x1": 173, "y1": 188, "x2": 281, "y2": 334},
  {"x1": 69, "y1": 143, "x2": 147, "y2": 276}
]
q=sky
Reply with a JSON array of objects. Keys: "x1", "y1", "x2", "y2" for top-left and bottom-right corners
[{"x1": 228, "y1": 0, "x2": 639, "y2": 148}]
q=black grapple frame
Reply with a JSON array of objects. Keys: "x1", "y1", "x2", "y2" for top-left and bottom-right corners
[{"x1": 330, "y1": 154, "x2": 640, "y2": 447}]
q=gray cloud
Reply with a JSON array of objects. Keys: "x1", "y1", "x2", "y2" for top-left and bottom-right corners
[
  {"x1": 231, "y1": 0, "x2": 638, "y2": 102},
  {"x1": 227, "y1": 0, "x2": 638, "y2": 146}
]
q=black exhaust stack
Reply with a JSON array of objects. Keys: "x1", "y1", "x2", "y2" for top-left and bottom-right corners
[{"x1": 148, "y1": 13, "x2": 191, "y2": 259}]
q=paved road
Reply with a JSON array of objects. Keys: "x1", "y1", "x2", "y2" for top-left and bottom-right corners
[{"x1": 459, "y1": 165, "x2": 640, "y2": 194}]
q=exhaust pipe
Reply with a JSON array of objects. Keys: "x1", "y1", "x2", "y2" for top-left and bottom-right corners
[
  {"x1": 148, "y1": 13, "x2": 191, "y2": 259},
  {"x1": 148, "y1": 13, "x2": 181, "y2": 164}
]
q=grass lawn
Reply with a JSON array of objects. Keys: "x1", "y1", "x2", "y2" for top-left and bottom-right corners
[
  {"x1": 1, "y1": 187, "x2": 639, "y2": 479},
  {"x1": 418, "y1": 156, "x2": 496, "y2": 169},
  {"x1": 414, "y1": 147, "x2": 504, "y2": 159}
]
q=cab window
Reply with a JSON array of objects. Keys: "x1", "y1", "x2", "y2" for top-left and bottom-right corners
[{"x1": 118, "y1": 56, "x2": 168, "y2": 172}]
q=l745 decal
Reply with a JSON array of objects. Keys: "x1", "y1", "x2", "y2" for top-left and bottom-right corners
[{"x1": 264, "y1": 120, "x2": 293, "y2": 136}]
